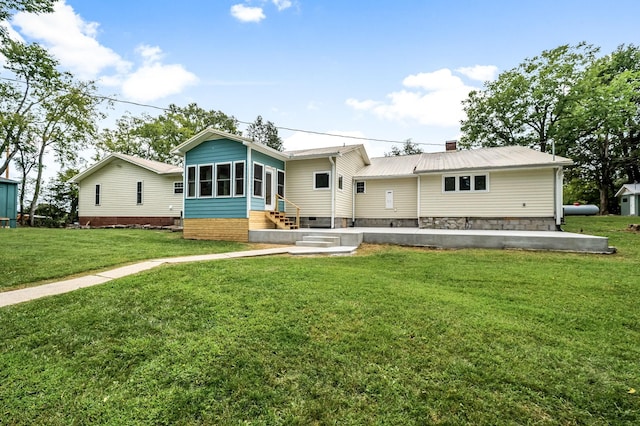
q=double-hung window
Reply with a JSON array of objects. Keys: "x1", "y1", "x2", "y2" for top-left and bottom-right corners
[
  {"x1": 95, "y1": 184, "x2": 101, "y2": 205},
  {"x1": 277, "y1": 170, "x2": 285, "y2": 198},
  {"x1": 199, "y1": 165, "x2": 213, "y2": 197},
  {"x1": 253, "y1": 163, "x2": 264, "y2": 197},
  {"x1": 355, "y1": 181, "x2": 365, "y2": 194},
  {"x1": 443, "y1": 174, "x2": 489, "y2": 192},
  {"x1": 186, "y1": 166, "x2": 196, "y2": 198},
  {"x1": 216, "y1": 163, "x2": 231, "y2": 197},
  {"x1": 234, "y1": 161, "x2": 245, "y2": 197},
  {"x1": 136, "y1": 181, "x2": 143, "y2": 204}
]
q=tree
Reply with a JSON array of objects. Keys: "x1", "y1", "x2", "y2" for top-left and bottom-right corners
[
  {"x1": 1, "y1": 40, "x2": 104, "y2": 226},
  {"x1": 460, "y1": 43, "x2": 599, "y2": 154},
  {"x1": 39, "y1": 168, "x2": 80, "y2": 225},
  {"x1": 246, "y1": 115, "x2": 283, "y2": 151},
  {"x1": 96, "y1": 103, "x2": 240, "y2": 163},
  {"x1": 558, "y1": 46, "x2": 640, "y2": 214},
  {"x1": 385, "y1": 139, "x2": 423, "y2": 156}
]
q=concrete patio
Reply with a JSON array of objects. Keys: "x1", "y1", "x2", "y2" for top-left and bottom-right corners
[{"x1": 249, "y1": 227, "x2": 615, "y2": 254}]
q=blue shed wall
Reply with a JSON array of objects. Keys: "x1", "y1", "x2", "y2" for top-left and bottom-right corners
[
  {"x1": 0, "y1": 181, "x2": 18, "y2": 228},
  {"x1": 184, "y1": 139, "x2": 248, "y2": 219}
]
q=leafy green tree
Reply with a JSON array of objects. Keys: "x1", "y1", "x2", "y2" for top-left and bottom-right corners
[
  {"x1": 246, "y1": 115, "x2": 283, "y2": 151},
  {"x1": 96, "y1": 103, "x2": 239, "y2": 163},
  {"x1": 1, "y1": 40, "x2": 104, "y2": 226},
  {"x1": 40, "y1": 168, "x2": 80, "y2": 225},
  {"x1": 460, "y1": 42, "x2": 598, "y2": 154},
  {"x1": 385, "y1": 139, "x2": 423, "y2": 156}
]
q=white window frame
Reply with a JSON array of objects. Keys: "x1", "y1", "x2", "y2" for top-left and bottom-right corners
[
  {"x1": 314, "y1": 171, "x2": 331, "y2": 190},
  {"x1": 198, "y1": 164, "x2": 214, "y2": 198},
  {"x1": 136, "y1": 181, "x2": 143, "y2": 205},
  {"x1": 442, "y1": 173, "x2": 489, "y2": 193},
  {"x1": 338, "y1": 174, "x2": 344, "y2": 191},
  {"x1": 95, "y1": 184, "x2": 101, "y2": 206},
  {"x1": 186, "y1": 165, "x2": 197, "y2": 199},
  {"x1": 253, "y1": 162, "x2": 264, "y2": 198},
  {"x1": 234, "y1": 161, "x2": 245, "y2": 197},
  {"x1": 277, "y1": 169, "x2": 285, "y2": 198},
  {"x1": 355, "y1": 181, "x2": 366, "y2": 194},
  {"x1": 173, "y1": 181, "x2": 184, "y2": 194},
  {"x1": 215, "y1": 162, "x2": 232, "y2": 198}
]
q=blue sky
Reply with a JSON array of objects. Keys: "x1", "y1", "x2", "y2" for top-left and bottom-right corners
[{"x1": 6, "y1": 0, "x2": 640, "y2": 161}]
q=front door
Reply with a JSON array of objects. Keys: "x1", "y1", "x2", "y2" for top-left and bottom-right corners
[{"x1": 264, "y1": 167, "x2": 276, "y2": 211}]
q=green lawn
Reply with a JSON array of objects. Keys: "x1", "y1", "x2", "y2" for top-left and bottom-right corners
[
  {"x1": 0, "y1": 228, "x2": 246, "y2": 291},
  {"x1": 1, "y1": 217, "x2": 639, "y2": 424}
]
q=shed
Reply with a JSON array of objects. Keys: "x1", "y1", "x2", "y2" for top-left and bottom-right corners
[
  {"x1": 0, "y1": 177, "x2": 18, "y2": 228},
  {"x1": 615, "y1": 183, "x2": 640, "y2": 216}
]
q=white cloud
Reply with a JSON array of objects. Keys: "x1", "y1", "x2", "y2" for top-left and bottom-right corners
[
  {"x1": 456, "y1": 65, "x2": 499, "y2": 82},
  {"x1": 273, "y1": 0, "x2": 293, "y2": 11},
  {"x1": 346, "y1": 67, "x2": 497, "y2": 127},
  {"x1": 12, "y1": 0, "x2": 130, "y2": 79},
  {"x1": 121, "y1": 45, "x2": 198, "y2": 102},
  {"x1": 10, "y1": 1, "x2": 198, "y2": 102},
  {"x1": 230, "y1": 4, "x2": 266, "y2": 23}
]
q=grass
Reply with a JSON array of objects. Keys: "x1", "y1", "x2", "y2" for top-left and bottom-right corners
[
  {"x1": 1, "y1": 217, "x2": 639, "y2": 424},
  {"x1": 0, "y1": 228, "x2": 246, "y2": 291}
]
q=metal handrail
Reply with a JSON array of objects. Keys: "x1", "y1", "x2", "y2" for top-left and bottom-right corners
[{"x1": 276, "y1": 194, "x2": 300, "y2": 228}]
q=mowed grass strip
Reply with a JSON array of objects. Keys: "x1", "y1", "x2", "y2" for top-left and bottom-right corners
[
  {"x1": 0, "y1": 228, "x2": 246, "y2": 291},
  {"x1": 1, "y1": 217, "x2": 639, "y2": 424}
]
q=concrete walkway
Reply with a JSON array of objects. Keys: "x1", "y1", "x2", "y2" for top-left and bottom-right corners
[{"x1": 0, "y1": 245, "x2": 358, "y2": 308}]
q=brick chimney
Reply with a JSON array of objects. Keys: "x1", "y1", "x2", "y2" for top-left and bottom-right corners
[{"x1": 445, "y1": 140, "x2": 457, "y2": 151}]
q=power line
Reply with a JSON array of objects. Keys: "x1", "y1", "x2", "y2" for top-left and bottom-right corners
[{"x1": 0, "y1": 76, "x2": 448, "y2": 147}]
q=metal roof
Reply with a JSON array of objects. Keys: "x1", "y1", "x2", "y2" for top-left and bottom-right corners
[
  {"x1": 0, "y1": 177, "x2": 19, "y2": 184},
  {"x1": 285, "y1": 144, "x2": 370, "y2": 164},
  {"x1": 414, "y1": 146, "x2": 573, "y2": 174},
  {"x1": 70, "y1": 153, "x2": 182, "y2": 183},
  {"x1": 354, "y1": 154, "x2": 422, "y2": 178},
  {"x1": 615, "y1": 183, "x2": 640, "y2": 197}
]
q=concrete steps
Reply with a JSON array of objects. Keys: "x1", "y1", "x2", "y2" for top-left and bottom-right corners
[{"x1": 295, "y1": 235, "x2": 341, "y2": 248}]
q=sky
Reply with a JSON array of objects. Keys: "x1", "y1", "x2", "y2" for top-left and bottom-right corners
[{"x1": 4, "y1": 0, "x2": 640, "y2": 178}]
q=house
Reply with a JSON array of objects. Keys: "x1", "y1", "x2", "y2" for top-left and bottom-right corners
[
  {"x1": 0, "y1": 177, "x2": 18, "y2": 228},
  {"x1": 615, "y1": 183, "x2": 640, "y2": 216},
  {"x1": 172, "y1": 128, "x2": 573, "y2": 241},
  {"x1": 71, "y1": 153, "x2": 183, "y2": 227}
]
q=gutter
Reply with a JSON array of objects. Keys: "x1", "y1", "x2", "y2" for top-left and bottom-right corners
[{"x1": 329, "y1": 156, "x2": 336, "y2": 229}]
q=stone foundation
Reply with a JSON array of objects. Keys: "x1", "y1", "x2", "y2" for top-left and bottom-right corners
[
  {"x1": 79, "y1": 216, "x2": 180, "y2": 227},
  {"x1": 353, "y1": 218, "x2": 419, "y2": 228},
  {"x1": 419, "y1": 217, "x2": 557, "y2": 231}
]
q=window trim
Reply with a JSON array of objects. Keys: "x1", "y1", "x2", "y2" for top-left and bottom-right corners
[
  {"x1": 234, "y1": 161, "x2": 245, "y2": 197},
  {"x1": 95, "y1": 184, "x2": 101, "y2": 206},
  {"x1": 215, "y1": 162, "x2": 232, "y2": 198},
  {"x1": 136, "y1": 181, "x2": 143, "y2": 205},
  {"x1": 313, "y1": 171, "x2": 331, "y2": 190},
  {"x1": 442, "y1": 173, "x2": 489, "y2": 193},
  {"x1": 253, "y1": 162, "x2": 264, "y2": 198},
  {"x1": 198, "y1": 164, "x2": 214, "y2": 198},
  {"x1": 355, "y1": 181, "x2": 366, "y2": 194},
  {"x1": 173, "y1": 181, "x2": 184, "y2": 195},
  {"x1": 277, "y1": 169, "x2": 285, "y2": 198},
  {"x1": 186, "y1": 165, "x2": 197, "y2": 199}
]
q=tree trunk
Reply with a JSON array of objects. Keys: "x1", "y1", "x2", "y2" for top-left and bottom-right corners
[{"x1": 28, "y1": 142, "x2": 47, "y2": 227}]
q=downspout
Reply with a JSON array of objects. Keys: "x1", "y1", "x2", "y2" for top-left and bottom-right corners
[
  {"x1": 555, "y1": 167, "x2": 564, "y2": 230},
  {"x1": 246, "y1": 146, "x2": 252, "y2": 219},
  {"x1": 329, "y1": 156, "x2": 336, "y2": 229}
]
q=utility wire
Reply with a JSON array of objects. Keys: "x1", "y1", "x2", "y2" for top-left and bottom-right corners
[{"x1": 1, "y1": 76, "x2": 448, "y2": 147}]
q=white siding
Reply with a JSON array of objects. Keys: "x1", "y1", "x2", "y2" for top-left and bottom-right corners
[
  {"x1": 355, "y1": 178, "x2": 418, "y2": 218},
  {"x1": 420, "y1": 168, "x2": 555, "y2": 217},
  {"x1": 335, "y1": 150, "x2": 367, "y2": 217},
  {"x1": 77, "y1": 159, "x2": 183, "y2": 218},
  {"x1": 285, "y1": 158, "x2": 333, "y2": 217}
]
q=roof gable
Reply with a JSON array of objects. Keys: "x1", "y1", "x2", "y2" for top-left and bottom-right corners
[
  {"x1": 615, "y1": 183, "x2": 640, "y2": 197},
  {"x1": 355, "y1": 154, "x2": 421, "y2": 178},
  {"x1": 70, "y1": 153, "x2": 182, "y2": 183},
  {"x1": 172, "y1": 128, "x2": 288, "y2": 161},
  {"x1": 285, "y1": 144, "x2": 371, "y2": 164}
]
